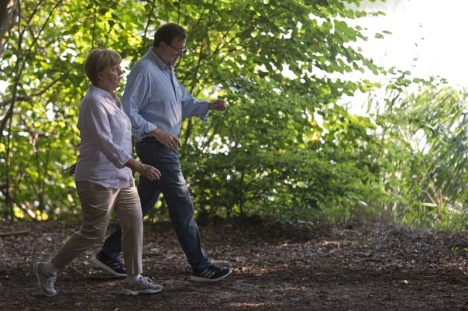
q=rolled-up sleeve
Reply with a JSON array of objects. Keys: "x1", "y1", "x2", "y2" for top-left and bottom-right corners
[
  {"x1": 84, "y1": 102, "x2": 133, "y2": 168},
  {"x1": 180, "y1": 82, "x2": 210, "y2": 122}
]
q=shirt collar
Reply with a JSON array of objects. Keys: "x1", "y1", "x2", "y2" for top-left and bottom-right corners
[
  {"x1": 88, "y1": 84, "x2": 118, "y2": 101},
  {"x1": 148, "y1": 47, "x2": 172, "y2": 71}
]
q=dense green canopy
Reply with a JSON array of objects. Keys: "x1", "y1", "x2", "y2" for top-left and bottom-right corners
[{"x1": 2, "y1": 0, "x2": 467, "y2": 230}]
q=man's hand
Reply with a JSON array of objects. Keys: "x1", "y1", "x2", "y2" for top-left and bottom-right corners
[
  {"x1": 151, "y1": 128, "x2": 182, "y2": 150},
  {"x1": 209, "y1": 99, "x2": 227, "y2": 111}
]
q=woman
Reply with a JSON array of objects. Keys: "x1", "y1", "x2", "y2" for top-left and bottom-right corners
[{"x1": 34, "y1": 49, "x2": 162, "y2": 296}]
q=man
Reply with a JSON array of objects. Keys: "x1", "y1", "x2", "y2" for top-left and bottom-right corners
[{"x1": 91, "y1": 23, "x2": 232, "y2": 282}]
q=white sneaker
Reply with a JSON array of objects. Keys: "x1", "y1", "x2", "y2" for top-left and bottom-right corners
[
  {"x1": 121, "y1": 276, "x2": 163, "y2": 295},
  {"x1": 34, "y1": 262, "x2": 57, "y2": 297}
]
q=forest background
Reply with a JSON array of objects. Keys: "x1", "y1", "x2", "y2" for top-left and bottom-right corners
[{"x1": 1, "y1": 0, "x2": 468, "y2": 231}]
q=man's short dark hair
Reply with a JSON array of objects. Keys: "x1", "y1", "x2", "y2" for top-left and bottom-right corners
[{"x1": 153, "y1": 23, "x2": 187, "y2": 47}]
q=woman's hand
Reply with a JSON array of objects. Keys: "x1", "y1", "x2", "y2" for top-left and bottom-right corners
[
  {"x1": 137, "y1": 163, "x2": 161, "y2": 181},
  {"x1": 125, "y1": 158, "x2": 161, "y2": 180}
]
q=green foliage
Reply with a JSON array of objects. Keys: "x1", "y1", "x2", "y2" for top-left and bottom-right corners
[
  {"x1": 367, "y1": 73, "x2": 468, "y2": 230},
  {"x1": 1, "y1": 0, "x2": 387, "y2": 223},
  {"x1": 0, "y1": 0, "x2": 149, "y2": 220}
]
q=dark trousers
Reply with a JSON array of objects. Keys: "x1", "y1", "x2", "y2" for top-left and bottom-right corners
[{"x1": 100, "y1": 137, "x2": 211, "y2": 271}]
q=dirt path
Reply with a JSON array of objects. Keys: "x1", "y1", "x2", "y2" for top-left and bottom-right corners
[{"x1": 1, "y1": 219, "x2": 468, "y2": 310}]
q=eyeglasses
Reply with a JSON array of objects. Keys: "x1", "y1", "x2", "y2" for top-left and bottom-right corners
[{"x1": 166, "y1": 43, "x2": 186, "y2": 53}]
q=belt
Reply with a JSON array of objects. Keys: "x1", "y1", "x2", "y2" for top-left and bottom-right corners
[{"x1": 140, "y1": 136, "x2": 159, "y2": 143}]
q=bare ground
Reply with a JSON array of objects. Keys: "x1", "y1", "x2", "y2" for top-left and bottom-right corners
[{"x1": 1, "y1": 219, "x2": 468, "y2": 310}]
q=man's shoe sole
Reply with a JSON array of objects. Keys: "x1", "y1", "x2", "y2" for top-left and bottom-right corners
[
  {"x1": 91, "y1": 258, "x2": 126, "y2": 277},
  {"x1": 190, "y1": 269, "x2": 232, "y2": 283}
]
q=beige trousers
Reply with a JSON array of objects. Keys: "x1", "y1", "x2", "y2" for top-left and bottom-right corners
[{"x1": 51, "y1": 181, "x2": 143, "y2": 275}]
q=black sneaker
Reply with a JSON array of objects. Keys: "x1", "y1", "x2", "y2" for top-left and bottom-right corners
[
  {"x1": 190, "y1": 265, "x2": 232, "y2": 282},
  {"x1": 92, "y1": 253, "x2": 126, "y2": 277}
]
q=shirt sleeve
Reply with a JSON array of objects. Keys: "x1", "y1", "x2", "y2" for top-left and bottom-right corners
[
  {"x1": 83, "y1": 101, "x2": 133, "y2": 169},
  {"x1": 179, "y1": 82, "x2": 210, "y2": 122},
  {"x1": 122, "y1": 72, "x2": 158, "y2": 137}
]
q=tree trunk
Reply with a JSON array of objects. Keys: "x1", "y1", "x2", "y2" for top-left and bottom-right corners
[{"x1": 0, "y1": 0, "x2": 19, "y2": 57}]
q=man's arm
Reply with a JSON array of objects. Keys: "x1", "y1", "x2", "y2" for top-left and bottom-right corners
[
  {"x1": 122, "y1": 72, "x2": 157, "y2": 138},
  {"x1": 148, "y1": 96, "x2": 226, "y2": 150},
  {"x1": 180, "y1": 82, "x2": 227, "y2": 120}
]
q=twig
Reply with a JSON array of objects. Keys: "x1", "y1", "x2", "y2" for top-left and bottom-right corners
[
  {"x1": 0, "y1": 230, "x2": 29, "y2": 237},
  {"x1": 68, "y1": 265, "x2": 87, "y2": 277}
]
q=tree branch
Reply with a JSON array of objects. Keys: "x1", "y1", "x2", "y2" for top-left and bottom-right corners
[{"x1": 0, "y1": 67, "x2": 72, "y2": 108}]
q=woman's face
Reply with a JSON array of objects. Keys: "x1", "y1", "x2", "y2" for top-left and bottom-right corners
[{"x1": 98, "y1": 63, "x2": 123, "y2": 92}]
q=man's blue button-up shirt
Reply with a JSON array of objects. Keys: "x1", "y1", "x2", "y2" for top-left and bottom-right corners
[{"x1": 122, "y1": 47, "x2": 210, "y2": 141}]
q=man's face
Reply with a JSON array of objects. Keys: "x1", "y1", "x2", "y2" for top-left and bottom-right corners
[{"x1": 162, "y1": 38, "x2": 186, "y2": 67}]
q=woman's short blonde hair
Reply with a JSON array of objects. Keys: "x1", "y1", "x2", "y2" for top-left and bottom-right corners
[{"x1": 84, "y1": 49, "x2": 122, "y2": 85}]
